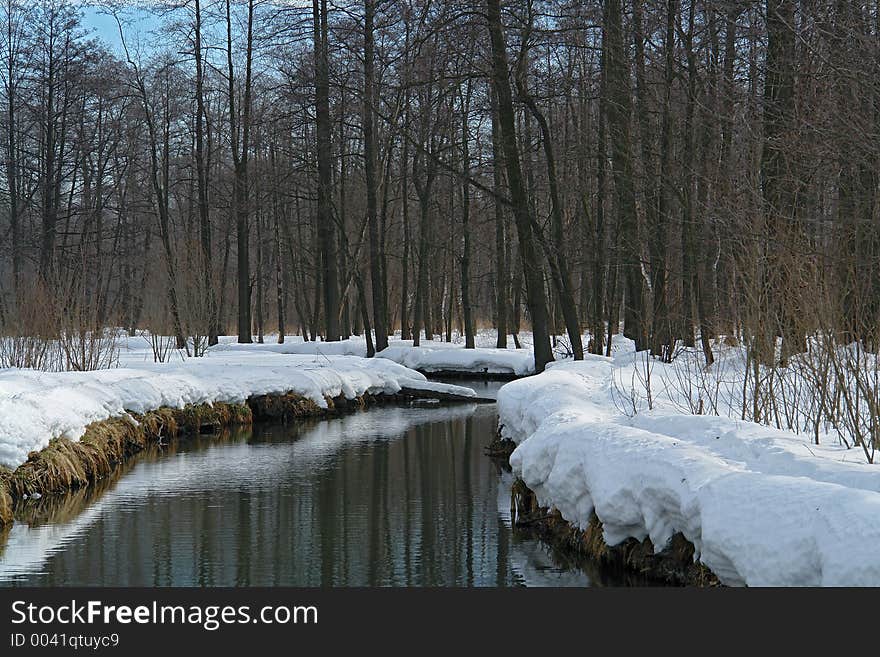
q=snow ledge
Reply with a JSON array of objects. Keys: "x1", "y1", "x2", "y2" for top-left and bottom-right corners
[{"x1": 498, "y1": 357, "x2": 880, "y2": 586}]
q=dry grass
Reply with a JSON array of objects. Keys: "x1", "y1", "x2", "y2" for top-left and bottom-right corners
[
  {"x1": 0, "y1": 519, "x2": 10, "y2": 559},
  {"x1": 248, "y1": 393, "x2": 322, "y2": 421},
  {"x1": 2, "y1": 391, "x2": 401, "y2": 525},
  {"x1": 135, "y1": 408, "x2": 180, "y2": 441},
  {"x1": 581, "y1": 514, "x2": 610, "y2": 560},
  {"x1": 14, "y1": 464, "x2": 126, "y2": 527},
  {"x1": 0, "y1": 467, "x2": 12, "y2": 527},
  {"x1": 11, "y1": 438, "x2": 96, "y2": 498},
  {"x1": 11, "y1": 416, "x2": 154, "y2": 497},
  {"x1": 176, "y1": 402, "x2": 254, "y2": 432},
  {"x1": 8, "y1": 401, "x2": 256, "y2": 501}
]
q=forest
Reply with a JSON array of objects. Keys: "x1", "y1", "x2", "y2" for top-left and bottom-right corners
[
  {"x1": 5, "y1": 1, "x2": 880, "y2": 592},
  {"x1": 0, "y1": 0, "x2": 877, "y2": 376}
]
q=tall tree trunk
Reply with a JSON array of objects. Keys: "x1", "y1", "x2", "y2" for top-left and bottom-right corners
[
  {"x1": 761, "y1": 0, "x2": 799, "y2": 362},
  {"x1": 412, "y1": 176, "x2": 432, "y2": 346},
  {"x1": 400, "y1": 138, "x2": 411, "y2": 340},
  {"x1": 274, "y1": 201, "x2": 285, "y2": 344},
  {"x1": 314, "y1": 0, "x2": 339, "y2": 341},
  {"x1": 637, "y1": 0, "x2": 673, "y2": 360},
  {"x1": 228, "y1": 0, "x2": 254, "y2": 343},
  {"x1": 4, "y1": 2, "x2": 21, "y2": 301},
  {"x1": 604, "y1": 0, "x2": 646, "y2": 350},
  {"x1": 490, "y1": 89, "x2": 508, "y2": 349},
  {"x1": 485, "y1": 0, "x2": 553, "y2": 372},
  {"x1": 39, "y1": 35, "x2": 60, "y2": 285},
  {"x1": 195, "y1": 0, "x2": 218, "y2": 346},
  {"x1": 514, "y1": 8, "x2": 582, "y2": 359},
  {"x1": 131, "y1": 62, "x2": 186, "y2": 349},
  {"x1": 364, "y1": 0, "x2": 387, "y2": 352},
  {"x1": 338, "y1": 95, "x2": 352, "y2": 339},
  {"x1": 515, "y1": 62, "x2": 584, "y2": 360},
  {"x1": 459, "y1": 81, "x2": 475, "y2": 349},
  {"x1": 591, "y1": 34, "x2": 607, "y2": 356}
]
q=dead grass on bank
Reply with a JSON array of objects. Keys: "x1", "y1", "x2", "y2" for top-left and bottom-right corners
[
  {"x1": 0, "y1": 467, "x2": 12, "y2": 527},
  {"x1": 248, "y1": 393, "x2": 323, "y2": 421},
  {"x1": 14, "y1": 462, "x2": 128, "y2": 527},
  {"x1": 10, "y1": 415, "x2": 146, "y2": 498},
  {"x1": 0, "y1": 391, "x2": 393, "y2": 528},
  {"x1": 0, "y1": 518, "x2": 10, "y2": 560},
  {"x1": 6, "y1": 402, "x2": 255, "y2": 503},
  {"x1": 11, "y1": 426, "x2": 249, "y2": 530},
  {"x1": 175, "y1": 402, "x2": 252, "y2": 433}
]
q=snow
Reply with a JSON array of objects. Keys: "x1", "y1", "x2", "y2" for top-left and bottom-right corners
[
  {"x1": 378, "y1": 345, "x2": 534, "y2": 376},
  {"x1": 497, "y1": 353, "x2": 880, "y2": 586},
  {"x1": 393, "y1": 377, "x2": 478, "y2": 397},
  {"x1": 0, "y1": 340, "x2": 476, "y2": 470},
  {"x1": 212, "y1": 337, "x2": 368, "y2": 358},
  {"x1": 213, "y1": 334, "x2": 537, "y2": 376}
]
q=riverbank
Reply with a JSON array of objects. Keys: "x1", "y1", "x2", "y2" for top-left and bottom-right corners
[
  {"x1": 1, "y1": 403, "x2": 587, "y2": 587},
  {"x1": 486, "y1": 439, "x2": 718, "y2": 585},
  {"x1": 496, "y1": 354, "x2": 880, "y2": 587},
  {"x1": 0, "y1": 353, "x2": 480, "y2": 527},
  {"x1": 509, "y1": 477, "x2": 719, "y2": 586}
]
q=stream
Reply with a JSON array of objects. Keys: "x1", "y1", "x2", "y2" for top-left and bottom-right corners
[{"x1": 0, "y1": 379, "x2": 636, "y2": 587}]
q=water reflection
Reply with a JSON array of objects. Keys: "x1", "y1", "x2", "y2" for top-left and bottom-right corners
[{"x1": 0, "y1": 402, "x2": 610, "y2": 587}]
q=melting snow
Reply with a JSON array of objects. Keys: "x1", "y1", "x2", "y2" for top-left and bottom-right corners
[{"x1": 498, "y1": 356, "x2": 880, "y2": 586}]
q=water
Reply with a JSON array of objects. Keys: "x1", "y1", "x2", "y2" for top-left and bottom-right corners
[{"x1": 0, "y1": 386, "x2": 624, "y2": 587}]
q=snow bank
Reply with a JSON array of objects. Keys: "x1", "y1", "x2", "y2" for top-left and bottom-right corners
[
  {"x1": 378, "y1": 345, "x2": 534, "y2": 376},
  {"x1": 210, "y1": 337, "x2": 368, "y2": 358},
  {"x1": 497, "y1": 356, "x2": 880, "y2": 586},
  {"x1": 212, "y1": 336, "x2": 536, "y2": 376},
  {"x1": 0, "y1": 352, "x2": 474, "y2": 469}
]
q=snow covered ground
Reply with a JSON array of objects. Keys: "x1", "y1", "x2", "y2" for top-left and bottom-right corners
[
  {"x1": 379, "y1": 344, "x2": 534, "y2": 376},
  {"x1": 212, "y1": 332, "x2": 538, "y2": 376},
  {"x1": 497, "y1": 348, "x2": 880, "y2": 586},
  {"x1": 0, "y1": 336, "x2": 477, "y2": 470}
]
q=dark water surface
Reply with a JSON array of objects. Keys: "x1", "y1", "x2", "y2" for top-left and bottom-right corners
[{"x1": 0, "y1": 384, "x2": 621, "y2": 587}]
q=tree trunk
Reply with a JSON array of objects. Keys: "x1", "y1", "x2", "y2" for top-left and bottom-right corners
[
  {"x1": 485, "y1": 0, "x2": 553, "y2": 372},
  {"x1": 604, "y1": 0, "x2": 646, "y2": 350},
  {"x1": 314, "y1": 0, "x2": 339, "y2": 341},
  {"x1": 460, "y1": 82, "x2": 475, "y2": 349},
  {"x1": 490, "y1": 90, "x2": 508, "y2": 349},
  {"x1": 400, "y1": 138, "x2": 411, "y2": 340},
  {"x1": 195, "y1": 0, "x2": 218, "y2": 346},
  {"x1": 761, "y1": 0, "x2": 800, "y2": 363},
  {"x1": 591, "y1": 35, "x2": 607, "y2": 356},
  {"x1": 364, "y1": 0, "x2": 387, "y2": 353},
  {"x1": 228, "y1": 0, "x2": 254, "y2": 343}
]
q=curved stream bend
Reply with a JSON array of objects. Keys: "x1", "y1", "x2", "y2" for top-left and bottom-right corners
[{"x1": 0, "y1": 381, "x2": 631, "y2": 587}]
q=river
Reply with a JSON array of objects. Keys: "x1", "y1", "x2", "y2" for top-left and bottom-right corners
[{"x1": 0, "y1": 380, "x2": 635, "y2": 587}]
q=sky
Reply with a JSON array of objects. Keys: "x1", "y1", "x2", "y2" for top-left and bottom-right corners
[{"x1": 80, "y1": 5, "x2": 164, "y2": 55}]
